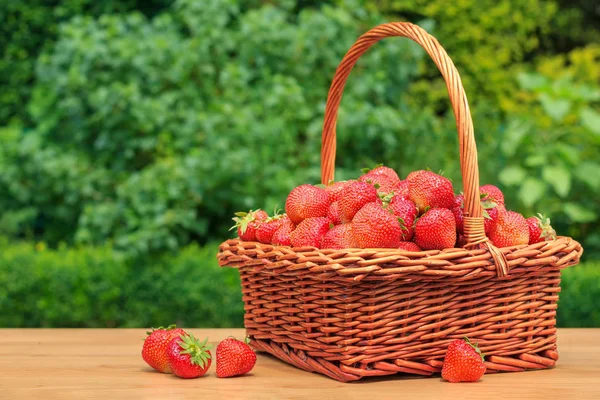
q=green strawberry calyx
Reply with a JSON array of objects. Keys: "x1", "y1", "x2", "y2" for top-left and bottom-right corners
[
  {"x1": 146, "y1": 324, "x2": 177, "y2": 336},
  {"x1": 463, "y1": 336, "x2": 485, "y2": 362},
  {"x1": 178, "y1": 334, "x2": 212, "y2": 368},
  {"x1": 230, "y1": 209, "x2": 263, "y2": 234},
  {"x1": 535, "y1": 213, "x2": 557, "y2": 241}
]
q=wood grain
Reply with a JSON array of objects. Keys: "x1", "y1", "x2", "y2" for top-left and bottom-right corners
[{"x1": 0, "y1": 328, "x2": 598, "y2": 399}]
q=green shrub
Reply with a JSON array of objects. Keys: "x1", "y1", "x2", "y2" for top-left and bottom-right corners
[
  {"x1": 0, "y1": 237, "x2": 596, "y2": 328},
  {"x1": 558, "y1": 261, "x2": 600, "y2": 327},
  {"x1": 0, "y1": 238, "x2": 243, "y2": 328}
]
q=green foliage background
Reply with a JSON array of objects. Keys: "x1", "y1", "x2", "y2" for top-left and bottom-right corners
[{"x1": 0, "y1": 0, "x2": 598, "y2": 327}]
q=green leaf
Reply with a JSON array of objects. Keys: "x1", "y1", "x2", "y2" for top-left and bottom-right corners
[
  {"x1": 517, "y1": 72, "x2": 548, "y2": 91},
  {"x1": 501, "y1": 119, "x2": 531, "y2": 157},
  {"x1": 518, "y1": 178, "x2": 547, "y2": 208},
  {"x1": 542, "y1": 165, "x2": 571, "y2": 198},
  {"x1": 580, "y1": 107, "x2": 600, "y2": 135},
  {"x1": 574, "y1": 161, "x2": 600, "y2": 190},
  {"x1": 499, "y1": 166, "x2": 527, "y2": 186},
  {"x1": 539, "y1": 94, "x2": 571, "y2": 121},
  {"x1": 525, "y1": 153, "x2": 547, "y2": 167},
  {"x1": 563, "y1": 203, "x2": 597, "y2": 223}
]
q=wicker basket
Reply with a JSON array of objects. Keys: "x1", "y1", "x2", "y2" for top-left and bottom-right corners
[{"x1": 217, "y1": 22, "x2": 583, "y2": 382}]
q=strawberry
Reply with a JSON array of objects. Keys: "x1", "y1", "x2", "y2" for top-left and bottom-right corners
[
  {"x1": 456, "y1": 233, "x2": 467, "y2": 247},
  {"x1": 480, "y1": 184, "x2": 505, "y2": 206},
  {"x1": 414, "y1": 208, "x2": 456, "y2": 250},
  {"x1": 483, "y1": 204, "x2": 502, "y2": 234},
  {"x1": 359, "y1": 165, "x2": 401, "y2": 194},
  {"x1": 216, "y1": 337, "x2": 257, "y2": 378},
  {"x1": 488, "y1": 210, "x2": 529, "y2": 247},
  {"x1": 271, "y1": 220, "x2": 295, "y2": 246},
  {"x1": 387, "y1": 195, "x2": 418, "y2": 241},
  {"x1": 231, "y1": 209, "x2": 269, "y2": 241},
  {"x1": 338, "y1": 181, "x2": 380, "y2": 222},
  {"x1": 142, "y1": 325, "x2": 187, "y2": 373},
  {"x1": 452, "y1": 194, "x2": 465, "y2": 233},
  {"x1": 285, "y1": 184, "x2": 329, "y2": 225},
  {"x1": 321, "y1": 223, "x2": 355, "y2": 249},
  {"x1": 527, "y1": 214, "x2": 557, "y2": 244},
  {"x1": 255, "y1": 214, "x2": 291, "y2": 244},
  {"x1": 167, "y1": 333, "x2": 212, "y2": 379},
  {"x1": 407, "y1": 170, "x2": 454, "y2": 212},
  {"x1": 327, "y1": 201, "x2": 342, "y2": 225},
  {"x1": 397, "y1": 241, "x2": 421, "y2": 252},
  {"x1": 442, "y1": 337, "x2": 486, "y2": 383},
  {"x1": 290, "y1": 217, "x2": 331, "y2": 248},
  {"x1": 352, "y1": 202, "x2": 402, "y2": 248},
  {"x1": 324, "y1": 180, "x2": 353, "y2": 203},
  {"x1": 395, "y1": 179, "x2": 410, "y2": 198}
]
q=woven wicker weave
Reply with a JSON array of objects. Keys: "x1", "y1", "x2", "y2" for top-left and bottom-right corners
[{"x1": 217, "y1": 22, "x2": 583, "y2": 382}]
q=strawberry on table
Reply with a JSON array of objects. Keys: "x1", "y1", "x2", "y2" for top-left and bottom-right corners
[
  {"x1": 321, "y1": 223, "x2": 355, "y2": 249},
  {"x1": 285, "y1": 184, "x2": 330, "y2": 225},
  {"x1": 216, "y1": 337, "x2": 257, "y2": 378},
  {"x1": 142, "y1": 325, "x2": 186, "y2": 374},
  {"x1": 527, "y1": 214, "x2": 557, "y2": 244},
  {"x1": 407, "y1": 170, "x2": 454, "y2": 212},
  {"x1": 352, "y1": 202, "x2": 402, "y2": 248},
  {"x1": 290, "y1": 217, "x2": 331, "y2": 248},
  {"x1": 442, "y1": 337, "x2": 486, "y2": 383},
  {"x1": 338, "y1": 181, "x2": 380, "y2": 223},
  {"x1": 231, "y1": 209, "x2": 269, "y2": 242},
  {"x1": 167, "y1": 333, "x2": 212, "y2": 379},
  {"x1": 414, "y1": 208, "x2": 456, "y2": 250},
  {"x1": 489, "y1": 210, "x2": 529, "y2": 247},
  {"x1": 255, "y1": 214, "x2": 291, "y2": 244}
]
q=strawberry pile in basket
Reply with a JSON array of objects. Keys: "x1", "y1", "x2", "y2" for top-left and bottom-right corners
[{"x1": 232, "y1": 166, "x2": 557, "y2": 250}]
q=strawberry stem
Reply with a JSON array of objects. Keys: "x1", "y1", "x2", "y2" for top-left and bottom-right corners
[
  {"x1": 178, "y1": 334, "x2": 212, "y2": 368},
  {"x1": 463, "y1": 336, "x2": 485, "y2": 361}
]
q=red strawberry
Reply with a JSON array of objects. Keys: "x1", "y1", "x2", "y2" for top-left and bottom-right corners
[
  {"x1": 414, "y1": 208, "x2": 456, "y2": 250},
  {"x1": 166, "y1": 333, "x2": 212, "y2": 379},
  {"x1": 290, "y1": 217, "x2": 331, "y2": 248},
  {"x1": 285, "y1": 184, "x2": 329, "y2": 225},
  {"x1": 483, "y1": 204, "x2": 502, "y2": 234},
  {"x1": 321, "y1": 223, "x2": 355, "y2": 249},
  {"x1": 452, "y1": 194, "x2": 465, "y2": 233},
  {"x1": 352, "y1": 202, "x2": 402, "y2": 248},
  {"x1": 442, "y1": 337, "x2": 486, "y2": 383},
  {"x1": 489, "y1": 210, "x2": 529, "y2": 247},
  {"x1": 387, "y1": 195, "x2": 418, "y2": 241},
  {"x1": 142, "y1": 325, "x2": 186, "y2": 373},
  {"x1": 526, "y1": 214, "x2": 557, "y2": 244},
  {"x1": 407, "y1": 170, "x2": 454, "y2": 212},
  {"x1": 338, "y1": 181, "x2": 380, "y2": 222},
  {"x1": 327, "y1": 201, "x2": 342, "y2": 225},
  {"x1": 324, "y1": 180, "x2": 353, "y2": 203},
  {"x1": 456, "y1": 233, "x2": 467, "y2": 247},
  {"x1": 216, "y1": 337, "x2": 257, "y2": 378},
  {"x1": 359, "y1": 165, "x2": 401, "y2": 194},
  {"x1": 255, "y1": 214, "x2": 291, "y2": 244},
  {"x1": 394, "y1": 179, "x2": 410, "y2": 198},
  {"x1": 397, "y1": 241, "x2": 421, "y2": 252},
  {"x1": 271, "y1": 220, "x2": 295, "y2": 246},
  {"x1": 231, "y1": 209, "x2": 268, "y2": 241},
  {"x1": 480, "y1": 184, "x2": 505, "y2": 206}
]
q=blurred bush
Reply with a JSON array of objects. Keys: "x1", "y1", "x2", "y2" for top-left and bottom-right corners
[
  {"x1": 0, "y1": 237, "x2": 595, "y2": 328},
  {"x1": 0, "y1": 238, "x2": 243, "y2": 327},
  {"x1": 0, "y1": 0, "x2": 599, "y2": 326}
]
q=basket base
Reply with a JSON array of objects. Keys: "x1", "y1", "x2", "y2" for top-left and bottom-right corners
[{"x1": 250, "y1": 338, "x2": 557, "y2": 382}]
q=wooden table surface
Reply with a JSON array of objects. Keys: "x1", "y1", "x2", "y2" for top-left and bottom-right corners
[{"x1": 1, "y1": 328, "x2": 599, "y2": 399}]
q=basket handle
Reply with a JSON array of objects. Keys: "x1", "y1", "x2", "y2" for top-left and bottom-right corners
[{"x1": 320, "y1": 22, "x2": 508, "y2": 277}]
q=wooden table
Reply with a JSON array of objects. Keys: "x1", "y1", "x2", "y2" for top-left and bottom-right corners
[{"x1": 1, "y1": 328, "x2": 598, "y2": 399}]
